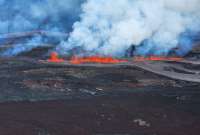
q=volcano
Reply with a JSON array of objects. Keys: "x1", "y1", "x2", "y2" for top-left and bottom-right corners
[
  {"x1": 0, "y1": 31, "x2": 199, "y2": 135},
  {"x1": 1, "y1": 0, "x2": 200, "y2": 134}
]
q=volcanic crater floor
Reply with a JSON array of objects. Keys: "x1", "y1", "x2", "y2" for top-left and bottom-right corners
[{"x1": 0, "y1": 57, "x2": 200, "y2": 135}]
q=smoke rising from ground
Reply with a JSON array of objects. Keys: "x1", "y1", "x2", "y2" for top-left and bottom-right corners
[
  {"x1": 0, "y1": 0, "x2": 200, "y2": 56},
  {"x1": 57, "y1": 0, "x2": 200, "y2": 56}
]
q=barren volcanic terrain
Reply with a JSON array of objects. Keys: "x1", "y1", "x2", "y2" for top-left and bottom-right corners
[
  {"x1": 0, "y1": 0, "x2": 200, "y2": 134},
  {"x1": 0, "y1": 54, "x2": 200, "y2": 135},
  {"x1": 0, "y1": 31, "x2": 199, "y2": 135}
]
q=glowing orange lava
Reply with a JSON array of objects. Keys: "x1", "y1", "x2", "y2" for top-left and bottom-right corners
[
  {"x1": 48, "y1": 52, "x2": 64, "y2": 63},
  {"x1": 134, "y1": 56, "x2": 183, "y2": 62},
  {"x1": 70, "y1": 56, "x2": 128, "y2": 64}
]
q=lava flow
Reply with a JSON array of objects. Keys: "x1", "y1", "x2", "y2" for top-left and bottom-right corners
[
  {"x1": 48, "y1": 52, "x2": 64, "y2": 63},
  {"x1": 134, "y1": 56, "x2": 184, "y2": 62},
  {"x1": 70, "y1": 56, "x2": 128, "y2": 64}
]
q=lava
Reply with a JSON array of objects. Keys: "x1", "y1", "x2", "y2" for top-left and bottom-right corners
[
  {"x1": 47, "y1": 52, "x2": 183, "y2": 64},
  {"x1": 70, "y1": 56, "x2": 128, "y2": 64},
  {"x1": 134, "y1": 56, "x2": 184, "y2": 62},
  {"x1": 48, "y1": 52, "x2": 64, "y2": 63}
]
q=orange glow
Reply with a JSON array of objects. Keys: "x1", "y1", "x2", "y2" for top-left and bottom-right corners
[
  {"x1": 134, "y1": 56, "x2": 183, "y2": 62},
  {"x1": 70, "y1": 56, "x2": 128, "y2": 64},
  {"x1": 48, "y1": 52, "x2": 64, "y2": 63}
]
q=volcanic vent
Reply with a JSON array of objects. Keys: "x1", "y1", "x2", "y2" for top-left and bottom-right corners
[
  {"x1": 0, "y1": 0, "x2": 199, "y2": 100},
  {"x1": 0, "y1": 1, "x2": 200, "y2": 135}
]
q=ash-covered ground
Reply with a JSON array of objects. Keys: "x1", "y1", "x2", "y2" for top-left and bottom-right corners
[{"x1": 0, "y1": 54, "x2": 200, "y2": 135}]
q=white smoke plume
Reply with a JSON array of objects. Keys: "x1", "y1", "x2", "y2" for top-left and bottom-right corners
[{"x1": 57, "y1": 0, "x2": 200, "y2": 56}]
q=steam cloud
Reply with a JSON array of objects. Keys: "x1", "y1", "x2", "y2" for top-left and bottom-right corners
[
  {"x1": 0, "y1": 0, "x2": 200, "y2": 56},
  {"x1": 57, "y1": 0, "x2": 200, "y2": 56}
]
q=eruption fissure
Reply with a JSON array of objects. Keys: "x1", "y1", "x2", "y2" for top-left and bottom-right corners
[
  {"x1": 133, "y1": 56, "x2": 183, "y2": 62},
  {"x1": 70, "y1": 56, "x2": 128, "y2": 64},
  {"x1": 48, "y1": 52, "x2": 64, "y2": 63}
]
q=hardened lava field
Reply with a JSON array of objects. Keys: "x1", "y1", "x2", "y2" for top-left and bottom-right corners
[{"x1": 0, "y1": 54, "x2": 199, "y2": 135}]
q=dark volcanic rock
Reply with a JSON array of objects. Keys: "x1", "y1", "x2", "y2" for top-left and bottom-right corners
[
  {"x1": 0, "y1": 57, "x2": 198, "y2": 102},
  {"x1": 0, "y1": 89, "x2": 200, "y2": 135},
  {"x1": 0, "y1": 57, "x2": 199, "y2": 135}
]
